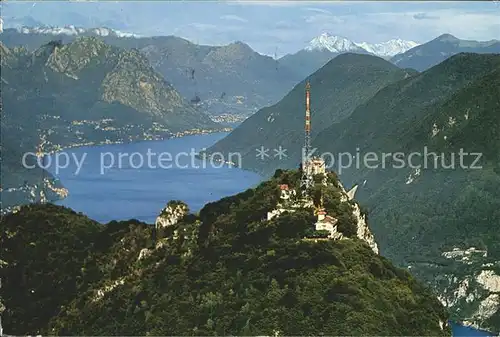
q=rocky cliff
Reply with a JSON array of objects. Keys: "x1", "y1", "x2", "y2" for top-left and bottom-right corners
[
  {"x1": 155, "y1": 200, "x2": 189, "y2": 229},
  {"x1": 338, "y1": 184, "x2": 379, "y2": 255},
  {"x1": 410, "y1": 247, "x2": 500, "y2": 331}
]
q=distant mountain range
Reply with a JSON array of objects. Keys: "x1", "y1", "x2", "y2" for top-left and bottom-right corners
[
  {"x1": 16, "y1": 25, "x2": 141, "y2": 38},
  {"x1": 4, "y1": 27, "x2": 499, "y2": 118},
  {"x1": 0, "y1": 26, "x2": 303, "y2": 117},
  {"x1": 304, "y1": 33, "x2": 419, "y2": 58},
  {"x1": 278, "y1": 33, "x2": 418, "y2": 78},
  {"x1": 279, "y1": 32, "x2": 499, "y2": 78},
  {"x1": 392, "y1": 33, "x2": 500, "y2": 71},
  {"x1": 7, "y1": 28, "x2": 419, "y2": 58}
]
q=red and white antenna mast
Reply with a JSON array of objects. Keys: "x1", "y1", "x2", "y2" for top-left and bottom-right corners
[
  {"x1": 305, "y1": 81, "x2": 311, "y2": 152},
  {"x1": 300, "y1": 81, "x2": 313, "y2": 192}
]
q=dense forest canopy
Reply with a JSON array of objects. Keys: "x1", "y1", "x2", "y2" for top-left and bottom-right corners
[{"x1": 0, "y1": 170, "x2": 450, "y2": 335}]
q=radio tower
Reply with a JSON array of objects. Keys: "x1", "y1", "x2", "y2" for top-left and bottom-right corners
[{"x1": 300, "y1": 81, "x2": 312, "y2": 193}]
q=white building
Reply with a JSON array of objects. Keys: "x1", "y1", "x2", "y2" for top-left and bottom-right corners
[
  {"x1": 279, "y1": 184, "x2": 295, "y2": 200},
  {"x1": 304, "y1": 157, "x2": 326, "y2": 176},
  {"x1": 267, "y1": 184, "x2": 309, "y2": 221},
  {"x1": 315, "y1": 209, "x2": 342, "y2": 239},
  {"x1": 267, "y1": 179, "x2": 342, "y2": 241}
]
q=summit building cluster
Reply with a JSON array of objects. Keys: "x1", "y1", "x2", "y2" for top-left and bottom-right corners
[{"x1": 267, "y1": 82, "x2": 359, "y2": 240}]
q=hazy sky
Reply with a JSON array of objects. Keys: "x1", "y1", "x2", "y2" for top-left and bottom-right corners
[{"x1": 2, "y1": 1, "x2": 499, "y2": 56}]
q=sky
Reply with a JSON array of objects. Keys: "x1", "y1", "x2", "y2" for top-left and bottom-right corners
[{"x1": 2, "y1": 1, "x2": 500, "y2": 56}]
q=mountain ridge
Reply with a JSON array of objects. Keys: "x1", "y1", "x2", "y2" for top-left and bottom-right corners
[
  {"x1": 0, "y1": 37, "x2": 221, "y2": 210},
  {"x1": 0, "y1": 170, "x2": 451, "y2": 335},
  {"x1": 314, "y1": 53, "x2": 500, "y2": 158},
  {"x1": 278, "y1": 32, "x2": 419, "y2": 78},
  {"x1": 304, "y1": 32, "x2": 420, "y2": 58},
  {"x1": 204, "y1": 53, "x2": 416, "y2": 175},
  {"x1": 345, "y1": 63, "x2": 500, "y2": 332},
  {"x1": 16, "y1": 25, "x2": 141, "y2": 37},
  {"x1": 391, "y1": 33, "x2": 500, "y2": 71},
  {"x1": 7, "y1": 27, "x2": 420, "y2": 58},
  {"x1": 0, "y1": 27, "x2": 303, "y2": 117},
  {"x1": 201, "y1": 51, "x2": 500, "y2": 332}
]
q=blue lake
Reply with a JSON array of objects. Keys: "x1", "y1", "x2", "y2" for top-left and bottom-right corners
[
  {"x1": 48, "y1": 132, "x2": 262, "y2": 223},
  {"x1": 452, "y1": 322, "x2": 494, "y2": 336},
  {"x1": 47, "y1": 132, "x2": 495, "y2": 336}
]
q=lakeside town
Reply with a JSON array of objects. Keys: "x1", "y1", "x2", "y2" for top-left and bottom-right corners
[
  {"x1": 35, "y1": 116, "x2": 234, "y2": 155},
  {"x1": 209, "y1": 113, "x2": 248, "y2": 124}
]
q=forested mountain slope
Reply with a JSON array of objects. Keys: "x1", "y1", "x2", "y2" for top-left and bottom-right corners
[
  {"x1": 205, "y1": 53, "x2": 414, "y2": 175},
  {"x1": 0, "y1": 171, "x2": 450, "y2": 336}
]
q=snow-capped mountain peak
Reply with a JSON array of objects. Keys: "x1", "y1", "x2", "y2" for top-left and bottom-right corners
[
  {"x1": 355, "y1": 39, "x2": 419, "y2": 58},
  {"x1": 304, "y1": 33, "x2": 420, "y2": 58},
  {"x1": 15, "y1": 25, "x2": 141, "y2": 38},
  {"x1": 304, "y1": 33, "x2": 364, "y2": 53}
]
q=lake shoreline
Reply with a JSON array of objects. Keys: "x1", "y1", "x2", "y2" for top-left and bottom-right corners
[
  {"x1": 48, "y1": 132, "x2": 262, "y2": 224},
  {"x1": 452, "y1": 321, "x2": 497, "y2": 336},
  {"x1": 43, "y1": 127, "x2": 234, "y2": 204},
  {"x1": 0, "y1": 127, "x2": 234, "y2": 215}
]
